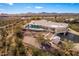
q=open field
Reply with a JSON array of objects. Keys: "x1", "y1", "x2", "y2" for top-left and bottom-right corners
[{"x1": 0, "y1": 13, "x2": 79, "y2": 56}]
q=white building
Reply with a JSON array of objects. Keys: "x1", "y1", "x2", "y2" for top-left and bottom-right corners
[
  {"x1": 52, "y1": 36, "x2": 61, "y2": 44},
  {"x1": 24, "y1": 20, "x2": 68, "y2": 34}
]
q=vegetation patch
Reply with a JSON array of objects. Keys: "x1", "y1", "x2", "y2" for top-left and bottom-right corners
[{"x1": 69, "y1": 23, "x2": 79, "y2": 32}]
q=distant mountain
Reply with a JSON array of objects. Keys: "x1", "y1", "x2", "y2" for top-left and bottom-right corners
[{"x1": 0, "y1": 13, "x2": 79, "y2": 17}]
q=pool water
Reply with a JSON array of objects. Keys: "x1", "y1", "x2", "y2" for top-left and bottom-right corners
[{"x1": 30, "y1": 25, "x2": 41, "y2": 28}]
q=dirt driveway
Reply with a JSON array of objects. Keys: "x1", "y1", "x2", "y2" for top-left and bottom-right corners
[{"x1": 23, "y1": 31, "x2": 41, "y2": 49}]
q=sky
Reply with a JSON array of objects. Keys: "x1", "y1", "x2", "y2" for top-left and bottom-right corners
[{"x1": 0, "y1": 3, "x2": 79, "y2": 14}]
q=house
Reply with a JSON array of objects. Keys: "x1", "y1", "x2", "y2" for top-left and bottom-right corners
[{"x1": 23, "y1": 20, "x2": 68, "y2": 35}]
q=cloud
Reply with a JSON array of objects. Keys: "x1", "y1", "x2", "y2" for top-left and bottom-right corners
[
  {"x1": 35, "y1": 6, "x2": 43, "y2": 9},
  {"x1": 8, "y1": 3, "x2": 13, "y2": 6}
]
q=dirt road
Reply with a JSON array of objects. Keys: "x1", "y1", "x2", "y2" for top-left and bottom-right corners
[{"x1": 68, "y1": 28, "x2": 79, "y2": 36}]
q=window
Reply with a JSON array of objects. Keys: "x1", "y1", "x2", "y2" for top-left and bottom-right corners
[{"x1": 30, "y1": 25, "x2": 41, "y2": 28}]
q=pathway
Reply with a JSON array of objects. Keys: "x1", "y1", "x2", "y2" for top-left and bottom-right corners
[{"x1": 68, "y1": 28, "x2": 79, "y2": 36}]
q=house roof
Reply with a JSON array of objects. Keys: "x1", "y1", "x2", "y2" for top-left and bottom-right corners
[{"x1": 29, "y1": 20, "x2": 68, "y2": 28}]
